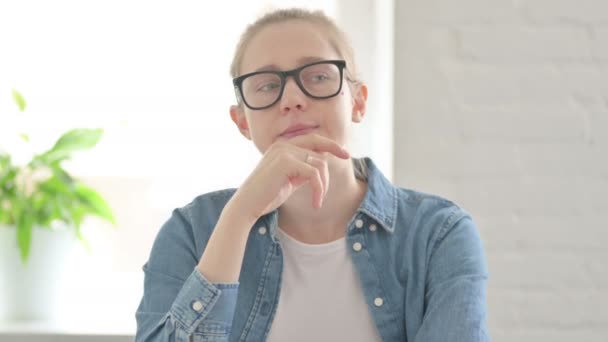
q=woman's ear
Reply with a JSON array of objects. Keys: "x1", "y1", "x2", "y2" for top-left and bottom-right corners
[
  {"x1": 351, "y1": 84, "x2": 368, "y2": 123},
  {"x1": 230, "y1": 105, "x2": 251, "y2": 140}
]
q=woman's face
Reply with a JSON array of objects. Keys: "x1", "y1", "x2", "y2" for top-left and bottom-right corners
[{"x1": 230, "y1": 20, "x2": 367, "y2": 154}]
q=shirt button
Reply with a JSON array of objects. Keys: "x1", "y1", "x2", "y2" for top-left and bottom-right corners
[
  {"x1": 355, "y1": 219, "x2": 364, "y2": 228},
  {"x1": 353, "y1": 242, "x2": 363, "y2": 252},
  {"x1": 192, "y1": 301, "x2": 204, "y2": 312},
  {"x1": 369, "y1": 224, "x2": 377, "y2": 232},
  {"x1": 374, "y1": 297, "x2": 384, "y2": 307},
  {"x1": 258, "y1": 227, "x2": 267, "y2": 235}
]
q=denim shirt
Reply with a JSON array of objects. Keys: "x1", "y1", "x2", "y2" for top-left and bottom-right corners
[{"x1": 135, "y1": 158, "x2": 489, "y2": 341}]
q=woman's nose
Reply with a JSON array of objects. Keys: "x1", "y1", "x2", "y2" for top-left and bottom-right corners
[{"x1": 279, "y1": 77, "x2": 308, "y2": 114}]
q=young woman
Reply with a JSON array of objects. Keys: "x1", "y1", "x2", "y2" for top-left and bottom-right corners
[{"x1": 136, "y1": 8, "x2": 489, "y2": 342}]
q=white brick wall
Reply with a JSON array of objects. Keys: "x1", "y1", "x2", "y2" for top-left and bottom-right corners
[
  {"x1": 595, "y1": 29, "x2": 608, "y2": 59},
  {"x1": 394, "y1": 0, "x2": 608, "y2": 340}
]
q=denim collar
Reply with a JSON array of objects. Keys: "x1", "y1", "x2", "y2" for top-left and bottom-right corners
[
  {"x1": 354, "y1": 157, "x2": 398, "y2": 234},
  {"x1": 263, "y1": 157, "x2": 398, "y2": 242}
]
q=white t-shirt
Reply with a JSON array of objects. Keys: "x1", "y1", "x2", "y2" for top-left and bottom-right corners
[{"x1": 266, "y1": 228, "x2": 382, "y2": 342}]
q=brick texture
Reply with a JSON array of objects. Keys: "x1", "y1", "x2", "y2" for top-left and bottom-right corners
[{"x1": 394, "y1": 1, "x2": 608, "y2": 341}]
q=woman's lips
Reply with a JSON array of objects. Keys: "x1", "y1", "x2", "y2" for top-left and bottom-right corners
[{"x1": 280, "y1": 126, "x2": 319, "y2": 139}]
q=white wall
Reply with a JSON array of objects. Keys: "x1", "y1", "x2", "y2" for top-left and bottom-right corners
[
  {"x1": 336, "y1": 0, "x2": 394, "y2": 180},
  {"x1": 394, "y1": 0, "x2": 608, "y2": 341}
]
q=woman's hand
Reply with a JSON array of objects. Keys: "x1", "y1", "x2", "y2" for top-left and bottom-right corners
[{"x1": 228, "y1": 133, "x2": 350, "y2": 223}]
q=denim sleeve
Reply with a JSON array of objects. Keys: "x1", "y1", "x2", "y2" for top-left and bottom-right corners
[
  {"x1": 413, "y1": 211, "x2": 490, "y2": 342},
  {"x1": 135, "y1": 209, "x2": 239, "y2": 342}
]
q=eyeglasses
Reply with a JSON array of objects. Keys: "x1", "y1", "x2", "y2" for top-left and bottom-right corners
[{"x1": 233, "y1": 60, "x2": 347, "y2": 110}]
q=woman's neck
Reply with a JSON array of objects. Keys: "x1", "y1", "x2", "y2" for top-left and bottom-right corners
[{"x1": 277, "y1": 159, "x2": 367, "y2": 244}]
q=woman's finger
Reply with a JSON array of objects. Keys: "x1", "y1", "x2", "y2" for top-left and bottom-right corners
[
  {"x1": 286, "y1": 155, "x2": 325, "y2": 208},
  {"x1": 303, "y1": 153, "x2": 329, "y2": 198},
  {"x1": 289, "y1": 133, "x2": 350, "y2": 159}
]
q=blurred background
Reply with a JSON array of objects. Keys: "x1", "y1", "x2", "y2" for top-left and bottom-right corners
[{"x1": 0, "y1": 0, "x2": 606, "y2": 341}]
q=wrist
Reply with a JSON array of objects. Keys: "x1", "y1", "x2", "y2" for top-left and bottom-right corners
[{"x1": 221, "y1": 196, "x2": 259, "y2": 231}]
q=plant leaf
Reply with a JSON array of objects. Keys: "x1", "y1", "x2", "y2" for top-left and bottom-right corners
[
  {"x1": 71, "y1": 206, "x2": 92, "y2": 252},
  {"x1": 12, "y1": 89, "x2": 27, "y2": 112},
  {"x1": 38, "y1": 176, "x2": 72, "y2": 195},
  {"x1": 74, "y1": 183, "x2": 116, "y2": 225},
  {"x1": 0, "y1": 157, "x2": 17, "y2": 225},
  {"x1": 53, "y1": 128, "x2": 103, "y2": 152},
  {"x1": 19, "y1": 133, "x2": 30, "y2": 142},
  {"x1": 0, "y1": 211, "x2": 9, "y2": 225},
  {"x1": 38, "y1": 128, "x2": 103, "y2": 164},
  {"x1": 17, "y1": 211, "x2": 34, "y2": 263},
  {"x1": 0, "y1": 155, "x2": 14, "y2": 180}
]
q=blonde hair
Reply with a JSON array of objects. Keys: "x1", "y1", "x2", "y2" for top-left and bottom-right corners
[{"x1": 229, "y1": 8, "x2": 361, "y2": 86}]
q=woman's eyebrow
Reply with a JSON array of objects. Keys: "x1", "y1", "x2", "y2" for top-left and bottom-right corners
[
  {"x1": 296, "y1": 56, "x2": 325, "y2": 64},
  {"x1": 253, "y1": 57, "x2": 325, "y2": 72},
  {"x1": 254, "y1": 64, "x2": 280, "y2": 72}
]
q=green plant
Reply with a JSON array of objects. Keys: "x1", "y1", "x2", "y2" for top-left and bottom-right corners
[{"x1": 0, "y1": 89, "x2": 115, "y2": 262}]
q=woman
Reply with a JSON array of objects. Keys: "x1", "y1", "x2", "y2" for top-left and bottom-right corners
[{"x1": 136, "y1": 8, "x2": 489, "y2": 342}]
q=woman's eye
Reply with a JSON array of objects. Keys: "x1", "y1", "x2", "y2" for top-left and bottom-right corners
[
  {"x1": 311, "y1": 74, "x2": 329, "y2": 82},
  {"x1": 258, "y1": 83, "x2": 280, "y2": 92}
]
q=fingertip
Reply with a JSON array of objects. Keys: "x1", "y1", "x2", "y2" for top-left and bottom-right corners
[
  {"x1": 340, "y1": 148, "x2": 351, "y2": 159},
  {"x1": 314, "y1": 192, "x2": 324, "y2": 209},
  {"x1": 339, "y1": 144, "x2": 349, "y2": 153}
]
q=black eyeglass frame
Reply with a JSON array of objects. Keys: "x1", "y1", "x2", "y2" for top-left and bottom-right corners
[{"x1": 232, "y1": 59, "x2": 347, "y2": 110}]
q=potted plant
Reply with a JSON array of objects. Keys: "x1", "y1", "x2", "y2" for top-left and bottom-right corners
[{"x1": 0, "y1": 89, "x2": 116, "y2": 321}]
